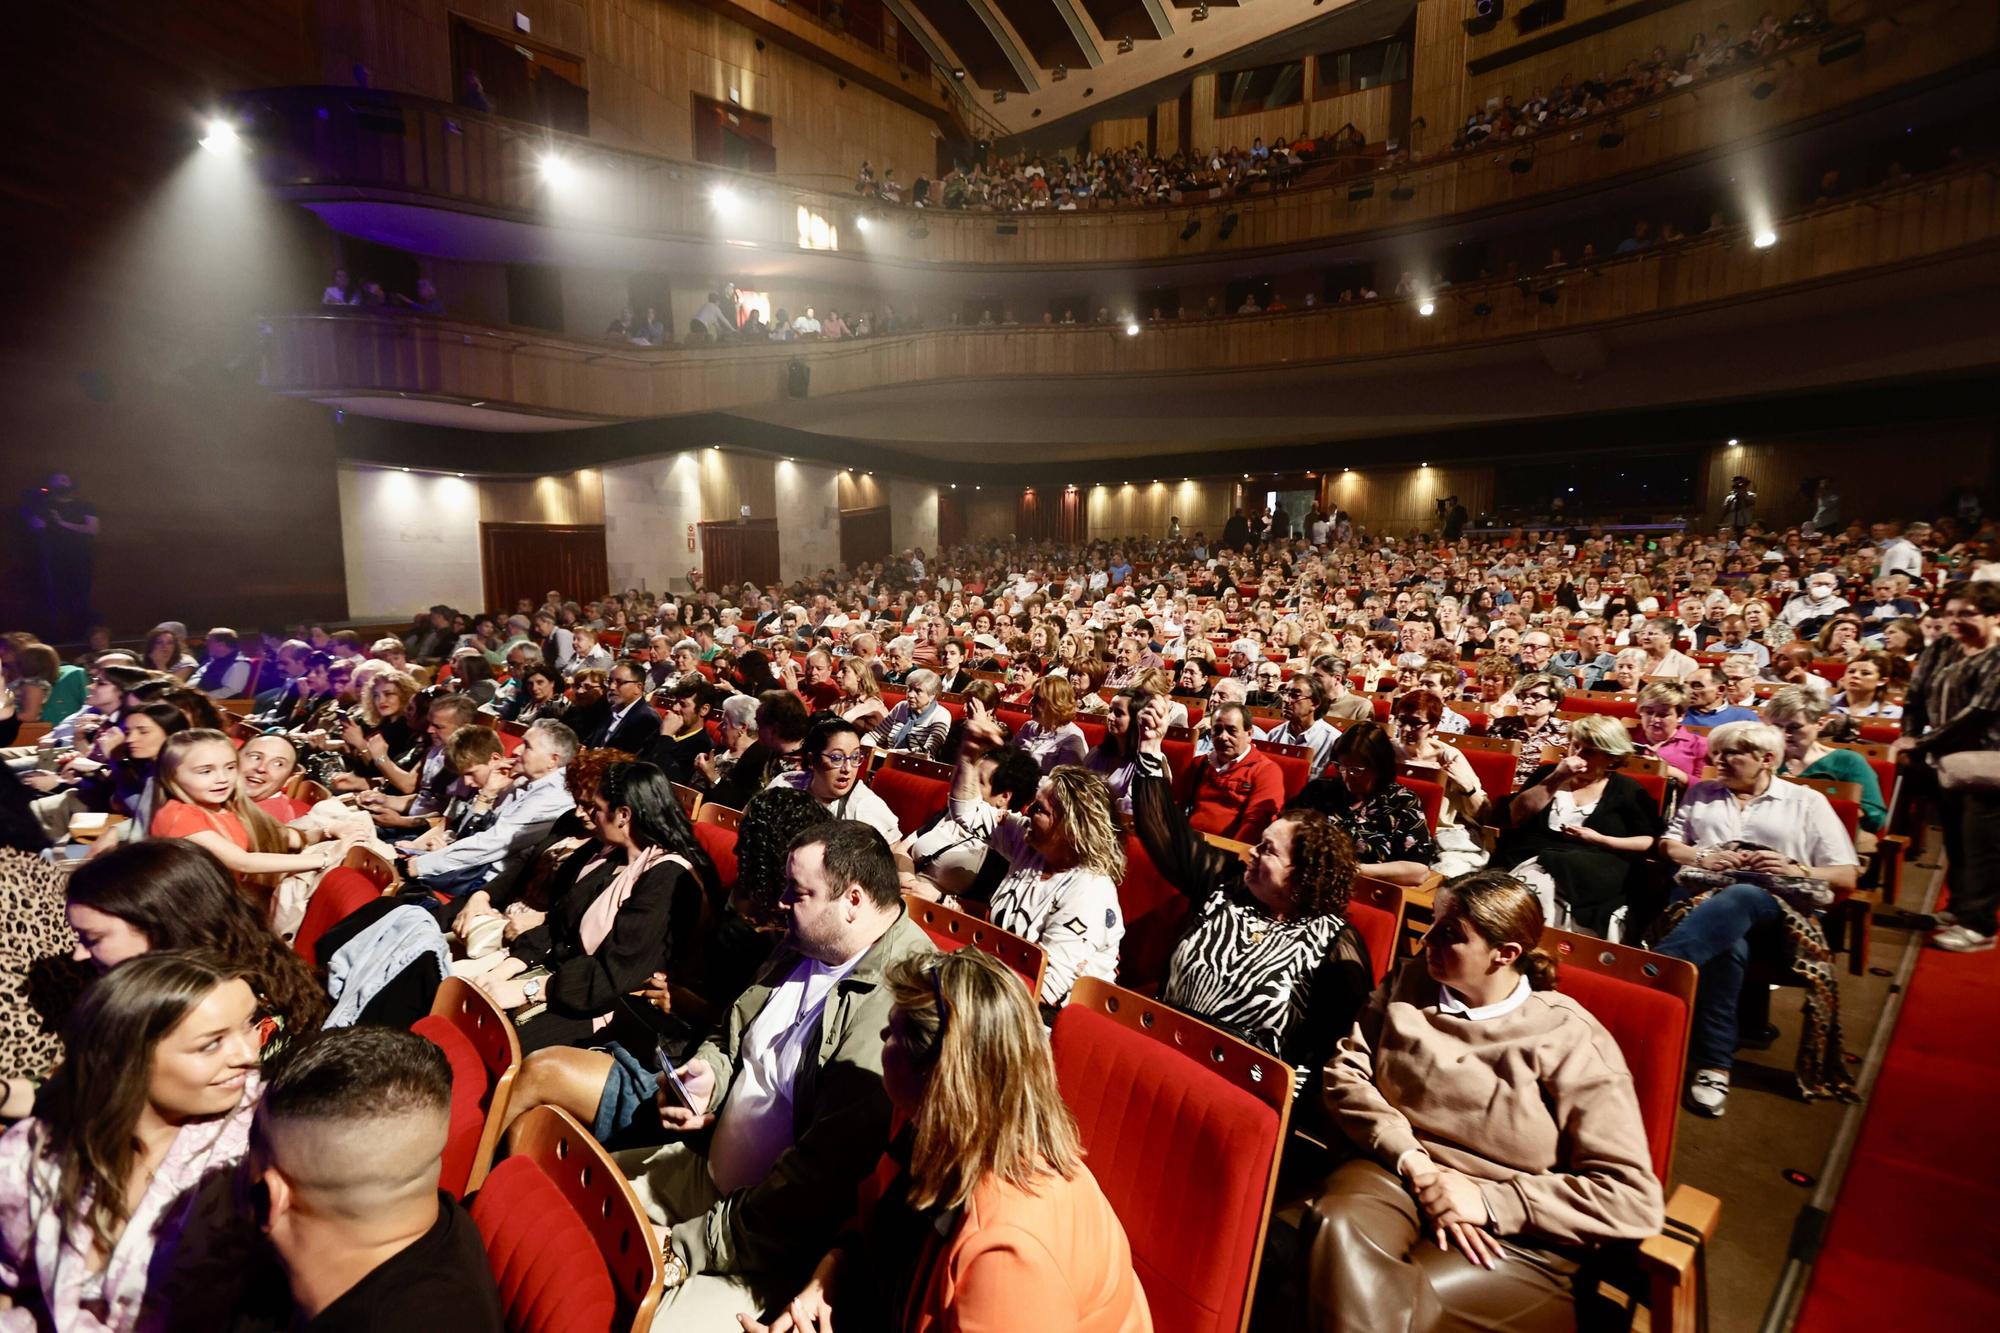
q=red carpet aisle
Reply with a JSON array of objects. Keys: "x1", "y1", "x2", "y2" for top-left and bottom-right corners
[{"x1": 1792, "y1": 949, "x2": 2000, "y2": 1330}]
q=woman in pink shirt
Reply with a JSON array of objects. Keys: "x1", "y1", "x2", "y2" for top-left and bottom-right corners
[{"x1": 1635, "y1": 681, "x2": 1708, "y2": 781}]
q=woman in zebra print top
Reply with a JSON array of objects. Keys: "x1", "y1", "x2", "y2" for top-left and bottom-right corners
[{"x1": 1128, "y1": 697, "x2": 1374, "y2": 1073}]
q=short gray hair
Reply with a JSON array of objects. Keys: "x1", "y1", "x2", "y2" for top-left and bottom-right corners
[
  {"x1": 526, "y1": 719, "x2": 580, "y2": 766},
  {"x1": 905, "y1": 668, "x2": 940, "y2": 695},
  {"x1": 1761, "y1": 686, "x2": 1827, "y2": 726},
  {"x1": 720, "y1": 694, "x2": 760, "y2": 729}
]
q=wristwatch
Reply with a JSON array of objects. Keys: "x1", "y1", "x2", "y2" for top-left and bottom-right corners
[{"x1": 522, "y1": 977, "x2": 543, "y2": 1005}]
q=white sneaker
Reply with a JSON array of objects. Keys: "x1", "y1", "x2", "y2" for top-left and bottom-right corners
[
  {"x1": 1931, "y1": 925, "x2": 1997, "y2": 953},
  {"x1": 1686, "y1": 1069, "x2": 1730, "y2": 1118}
]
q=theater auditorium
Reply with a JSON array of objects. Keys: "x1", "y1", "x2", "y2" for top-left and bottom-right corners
[{"x1": 1, "y1": 0, "x2": 1996, "y2": 1329}]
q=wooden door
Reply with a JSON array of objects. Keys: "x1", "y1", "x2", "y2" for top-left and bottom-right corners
[
  {"x1": 840, "y1": 507, "x2": 892, "y2": 569},
  {"x1": 479, "y1": 523, "x2": 607, "y2": 613},
  {"x1": 699, "y1": 520, "x2": 780, "y2": 592}
]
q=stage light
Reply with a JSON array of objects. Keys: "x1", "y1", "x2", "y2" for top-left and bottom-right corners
[
  {"x1": 855, "y1": 215, "x2": 872, "y2": 233},
  {"x1": 199, "y1": 119, "x2": 240, "y2": 153},
  {"x1": 537, "y1": 152, "x2": 575, "y2": 187},
  {"x1": 1193, "y1": 4, "x2": 1210, "y2": 20},
  {"x1": 1125, "y1": 322, "x2": 1140, "y2": 336},
  {"x1": 1118, "y1": 36, "x2": 1134, "y2": 54},
  {"x1": 710, "y1": 183, "x2": 741, "y2": 212},
  {"x1": 1753, "y1": 229, "x2": 1777, "y2": 248},
  {"x1": 1727, "y1": 438, "x2": 1740, "y2": 446},
  {"x1": 1053, "y1": 65, "x2": 1068, "y2": 82},
  {"x1": 1418, "y1": 299, "x2": 1435, "y2": 317}
]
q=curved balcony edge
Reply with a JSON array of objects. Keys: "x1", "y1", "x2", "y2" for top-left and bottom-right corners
[
  {"x1": 258, "y1": 162, "x2": 2000, "y2": 426},
  {"x1": 225, "y1": 0, "x2": 1991, "y2": 271}
]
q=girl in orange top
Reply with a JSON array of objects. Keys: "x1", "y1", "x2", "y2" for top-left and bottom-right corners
[
  {"x1": 743, "y1": 949, "x2": 1151, "y2": 1333},
  {"x1": 149, "y1": 730, "x2": 349, "y2": 883}
]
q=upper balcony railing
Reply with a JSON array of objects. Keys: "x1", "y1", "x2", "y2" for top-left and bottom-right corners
[
  {"x1": 261, "y1": 158, "x2": 2000, "y2": 425},
  {"x1": 227, "y1": 0, "x2": 1989, "y2": 270}
]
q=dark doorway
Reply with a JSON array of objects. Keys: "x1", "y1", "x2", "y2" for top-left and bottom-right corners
[
  {"x1": 699, "y1": 520, "x2": 780, "y2": 590},
  {"x1": 692, "y1": 97, "x2": 777, "y2": 173},
  {"x1": 480, "y1": 523, "x2": 607, "y2": 613}
]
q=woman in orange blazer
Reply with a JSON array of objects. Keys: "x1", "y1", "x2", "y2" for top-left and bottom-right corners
[{"x1": 738, "y1": 948, "x2": 1151, "y2": 1333}]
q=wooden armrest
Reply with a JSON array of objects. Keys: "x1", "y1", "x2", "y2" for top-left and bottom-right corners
[
  {"x1": 1200, "y1": 832, "x2": 1253, "y2": 860},
  {"x1": 1404, "y1": 871, "x2": 1443, "y2": 914},
  {"x1": 1639, "y1": 1185, "x2": 1721, "y2": 1333},
  {"x1": 1665, "y1": 1183, "x2": 1721, "y2": 1242}
]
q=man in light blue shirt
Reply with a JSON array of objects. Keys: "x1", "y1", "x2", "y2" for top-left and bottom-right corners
[{"x1": 407, "y1": 719, "x2": 577, "y2": 900}]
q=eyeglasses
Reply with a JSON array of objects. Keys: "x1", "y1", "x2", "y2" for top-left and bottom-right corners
[{"x1": 818, "y1": 751, "x2": 866, "y2": 769}]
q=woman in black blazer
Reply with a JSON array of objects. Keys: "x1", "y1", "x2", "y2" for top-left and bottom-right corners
[{"x1": 478, "y1": 761, "x2": 714, "y2": 1053}]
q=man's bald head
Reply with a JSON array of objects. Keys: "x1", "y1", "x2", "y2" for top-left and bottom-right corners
[{"x1": 254, "y1": 1027, "x2": 452, "y2": 1220}]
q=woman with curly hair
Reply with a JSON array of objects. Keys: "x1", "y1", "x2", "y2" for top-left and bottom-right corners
[
  {"x1": 1127, "y1": 696, "x2": 1372, "y2": 1069},
  {"x1": 950, "y1": 716, "x2": 1125, "y2": 1008}
]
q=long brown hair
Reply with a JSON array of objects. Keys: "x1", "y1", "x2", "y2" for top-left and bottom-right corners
[
  {"x1": 67, "y1": 840, "x2": 329, "y2": 1032},
  {"x1": 889, "y1": 950, "x2": 1083, "y2": 1210},
  {"x1": 38, "y1": 951, "x2": 246, "y2": 1256}
]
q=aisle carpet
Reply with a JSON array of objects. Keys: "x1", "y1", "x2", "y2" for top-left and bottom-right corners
[{"x1": 1792, "y1": 947, "x2": 2000, "y2": 1330}]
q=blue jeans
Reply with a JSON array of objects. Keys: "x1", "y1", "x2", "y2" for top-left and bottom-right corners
[{"x1": 1652, "y1": 883, "x2": 1784, "y2": 1073}]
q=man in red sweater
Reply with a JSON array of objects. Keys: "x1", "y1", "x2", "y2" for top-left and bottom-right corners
[{"x1": 1185, "y1": 702, "x2": 1285, "y2": 842}]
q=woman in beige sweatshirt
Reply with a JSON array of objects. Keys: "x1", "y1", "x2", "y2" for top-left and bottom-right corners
[{"x1": 1309, "y1": 870, "x2": 1664, "y2": 1332}]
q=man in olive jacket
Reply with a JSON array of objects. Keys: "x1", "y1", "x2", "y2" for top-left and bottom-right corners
[{"x1": 616, "y1": 819, "x2": 936, "y2": 1328}]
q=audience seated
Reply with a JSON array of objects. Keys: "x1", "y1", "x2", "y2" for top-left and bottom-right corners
[
  {"x1": 613, "y1": 820, "x2": 934, "y2": 1325},
  {"x1": 1648, "y1": 721, "x2": 1861, "y2": 1117},
  {"x1": 0, "y1": 952, "x2": 264, "y2": 1330},
  {"x1": 1309, "y1": 872, "x2": 1663, "y2": 1332},
  {"x1": 2, "y1": 491, "x2": 1991, "y2": 1332},
  {"x1": 227, "y1": 1026, "x2": 503, "y2": 1330},
  {"x1": 747, "y1": 949, "x2": 1151, "y2": 1332},
  {"x1": 950, "y1": 716, "x2": 1126, "y2": 1007}
]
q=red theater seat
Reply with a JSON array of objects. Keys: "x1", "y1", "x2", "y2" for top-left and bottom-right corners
[
  {"x1": 1053, "y1": 978, "x2": 1291, "y2": 1333},
  {"x1": 1116, "y1": 834, "x2": 1193, "y2": 994},
  {"x1": 470, "y1": 1107, "x2": 664, "y2": 1333},
  {"x1": 869, "y1": 757, "x2": 951, "y2": 834},
  {"x1": 902, "y1": 893, "x2": 1047, "y2": 996},
  {"x1": 292, "y1": 866, "x2": 382, "y2": 966},
  {"x1": 411, "y1": 978, "x2": 520, "y2": 1197}
]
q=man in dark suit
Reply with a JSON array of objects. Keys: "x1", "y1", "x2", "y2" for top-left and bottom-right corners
[{"x1": 590, "y1": 660, "x2": 661, "y2": 754}]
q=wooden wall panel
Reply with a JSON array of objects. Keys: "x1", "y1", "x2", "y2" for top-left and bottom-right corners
[
  {"x1": 960, "y1": 492, "x2": 1019, "y2": 541},
  {"x1": 837, "y1": 470, "x2": 887, "y2": 509},
  {"x1": 315, "y1": 0, "x2": 937, "y2": 186},
  {"x1": 697, "y1": 447, "x2": 778, "y2": 521},
  {"x1": 1090, "y1": 116, "x2": 1149, "y2": 154},
  {"x1": 478, "y1": 468, "x2": 606, "y2": 524},
  {"x1": 1465, "y1": 0, "x2": 1772, "y2": 112},
  {"x1": 1085, "y1": 480, "x2": 1236, "y2": 541},
  {"x1": 1408, "y1": 0, "x2": 1472, "y2": 158},
  {"x1": 1322, "y1": 464, "x2": 1496, "y2": 539},
  {"x1": 1312, "y1": 84, "x2": 1396, "y2": 145},
  {"x1": 1696, "y1": 428, "x2": 1998, "y2": 530}
]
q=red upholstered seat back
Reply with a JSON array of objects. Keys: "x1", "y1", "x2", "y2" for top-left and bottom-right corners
[
  {"x1": 869, "y1": 766, "x2": 949, "y2": 836},
  {"x1": 1455, "y1": 746, "x2": 1519, "y2": 801},
  {"x1": 1161, "y1": 738, "x2": 1198, "y2": 805},
  {"x1": 1544, "y1": 936, "x2": 1694, "y2": 1184},
  {"x1": 1393, "y1": 775, "x2": 1444, "y2": 833},
  {"x1": 1075, "y1": 715, "x2": 1108, "y2": 749},
  {"x1": 293, "y1": 867, "x2": 381, "y2": 966},
  {"x1": 1117, "y1": 834, "x2": 1192, "y2": 993},
  {"x1": 1256, "y1": 747, "x2": 1310, "y2": 802},
  {"x1": 692, "y1": 821, "x2": 739, "y2": 893},
  {"x1": 412, "y1": 1014, "x2": 492, "y2": 1198},
  {"x1": 1053, "y1": 989, "x2": 1287, "y2": 1333},
  {"x1": 1626, "y1": 770, "x2": 1670, "y2": 813},
  {"x1": 1562, "y1": 694, "x2": 1639, "y2": 719},
  {"x1": 1856, "y1": 720, "x2": 1901, "y2": 744},
  {"x1": 470, "y1": 1156, "x2": 622, "y2": 1333},
  {"x1": 996, "y1": 705, "x2": 1032, "y2": 735}
]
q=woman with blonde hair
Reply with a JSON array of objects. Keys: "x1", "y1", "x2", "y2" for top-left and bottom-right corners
[
  {"x1": 833, "y1": 657, "x2": 888, "y2": 730},
  {"x1": 951, "y1": 716, "x2": 1126, "y2": 1007},
  {"x1": 745, "y1": 949, "x2": 1151, "y2": 1333},
  {"x1": 1016, "y1": 673, "x2": 1090, "y2": 773},
  {"x1": 1763, "y1": 687, "x2": 1886, "y2": 832},
  {"x1": 1309, "y1": 871, "x2": 1662, "y2": 1332}
]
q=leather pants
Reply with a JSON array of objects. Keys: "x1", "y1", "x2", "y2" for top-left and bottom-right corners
[{"x1": 1302, "y1": 1159, "x2": 1584, "y2": 1333}]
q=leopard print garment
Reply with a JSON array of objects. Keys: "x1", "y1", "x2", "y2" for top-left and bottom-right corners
[
  {"x1": 0, "y1": 849, "x2": 91, "y2": 1081},
  {"x1": 1652, "y1": 887, "x2": 1859, "y2": 1102}
]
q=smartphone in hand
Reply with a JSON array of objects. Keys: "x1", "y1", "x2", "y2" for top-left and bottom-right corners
[{"x1": 656, "y1": 1046, "x2": 694, "y2": 1111}]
